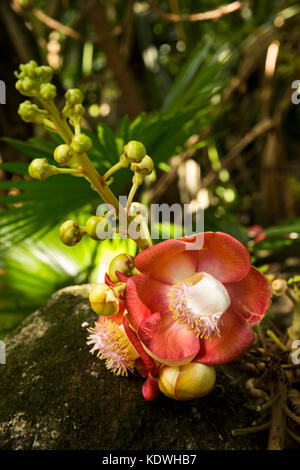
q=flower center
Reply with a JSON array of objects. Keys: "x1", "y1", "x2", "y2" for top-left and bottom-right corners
[{"x1": 168, "y1": 272, "x2": 231, "y2": 339}]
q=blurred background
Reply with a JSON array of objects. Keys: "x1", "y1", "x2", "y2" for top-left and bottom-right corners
[{"x1": 0, "y1": 0, "x2": 299, "y2": 338}]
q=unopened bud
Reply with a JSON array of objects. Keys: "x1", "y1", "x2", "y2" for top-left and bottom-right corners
[
  {"x1": 158, "y1": 363, "x2": 216, "y2": 401},
  {"x1": 18, "y1": 101, "x2": 47, "y2": 124},
  {"x1": 272, "y1": 278, "x2": 288, "y2": 297},
  {"x1": 85, "y1": 216, "x2": 112, "y2": 241},
  {"x1": 131, "y1": 155, "x2": 154, "y2": 176},
  {"x1": 71, "y1": 134, "x2": 92, "y2": 153},
  {"x1": 28, "y1": 158, "x2": 57, "y2": 181},
  {"x1": 108, "y1": 254, "x2": 135, "y2": 283},
  {"x1": 54, "y1": 144, "x2": 73, "y2": 166},
  {"x1": 59, "y1": 220, "x2": 83, "y2": 246},
  {"x1": 40, "y1": 83, "x2": 56, "y2": 101},
  {"x1": 35, "y1": 65, "x2": 54, "y2": 83},
  {"x1": 65, "y1": 88, "x2": 84, "y2": 105},
  {"x1": 89, "y1": 283, "x2": 119, "y2": 317},
  {"x1": 124, "y1": 141, "x2": 146, "y2": 163}
]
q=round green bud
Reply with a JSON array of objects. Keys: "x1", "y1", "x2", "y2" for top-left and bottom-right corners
[
  {"x1": 28, "y1": 158, "x2": 51, "y2": 181},
  {"x1": 89, "y1": 283, "x2": 119, "y2": 317},
  {"x1": 40, "y1": 83, "x2": 56, "y2": 101},
  {"x1": 19, "y1": 60, "x2": 38, "y2": 78},
  {"x1": 86, "y1": 216, "x2": 112, "y2": 240},
  {"x1": 59, "y1": 220, "x2": 82, "y2": 246},
  {"x1": 108, "y1": 254, "x2": 135, "y2": 283},
  {"x1": 65, "y1": 89, "x2": 84, "y2": 106},
  {"x1": 131, "y1": 155, "x2": 154, "y2": 176},
  {"x1": 85, "y1": 216, "x2": 103, "y2": 241},
  {"x1": 124, "y1": 141, "x2": 146, "y2": 163},
  {"x1": 35, "y1": 65, "x2": 54, "y2": 83},
  {"x1": 54, "y1": 144, "x2": 73, "y2": 166},
  {"x1": 71, "y1": 134, "x2": 92, "y2": 153},
  {"x1": 18, "y1": 101, "x2": 46, "y2": 124}
]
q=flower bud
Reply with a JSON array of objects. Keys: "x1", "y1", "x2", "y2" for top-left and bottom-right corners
[
  {"x1": 65, "y1": 88, "x2": 84, "y2": 105},
  {"x1": 16, "y1": 77, "x2": 37, "y2": 97},
  {"x1": 85, "y1": 216, "x2": 111, "y2": 241},
  {"x1": 59, "y1": 220, "x2": 83, "y2": 246},
  {"x1": 71, "y1": 134, "x2": 92, "y2": 153},
  {"x1": 54, "y1": 144, "x2": 73, "y2": 166},
  {"x1": 35, "y1": 65, "x2": 54, "y2": 83},
  {"x1": 108, "y1": 253, "x2": 135, "y2": 283},
  {"x1": 19, "y1": 60, "x2": 38, "y2": 78},
  {"x1": 40, "y1": 83, "x2": 56, "y2": 101},
  {"x1": 18, "y1": 101, "x2": 47, "y2": 124},
  {"x1": 272, "y1": 278, "x2": 288, "y2": 297},
  {"x1": 158, "y1": 363, "x2": 216, "y2": 401},
  {"x1": 28, "y1": 158, "x2": 55, "y2": 181},
  {"x1": 89, "y1": 283, "x2": 119, "y2": 317},
  {"x1": 131, "y1": 155, "x2": 154, "y2": 176},
  {"x1": 124, "y1": 141, "x2": 146, "y2": 163}
]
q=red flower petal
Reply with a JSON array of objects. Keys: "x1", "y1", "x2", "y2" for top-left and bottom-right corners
[
  {"x1": 137, "y1": 311, "x2": 200, "y2": 365},
  {"x1": 194, "y1": 309, "x2": 254, "y2": 365},
  {"x1": 127, "y1": 274, "x2": 171, "y2": 313},
  {"x1": 125, "y1": 277, "x2": 152, "y2": 329},
  {"x1": 134, "y1": 238, "x2": 198, "y2": 284},
  {"x1": 196, "y1": 232, "x2": 251, "y2": 283},
  {"x1": 225, "y1": 266, "x2": 271, "y2": 325}
]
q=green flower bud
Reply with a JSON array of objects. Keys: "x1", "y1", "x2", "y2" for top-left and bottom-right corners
[
  {"x1": 71, "y1": 134, "x2": 92, "y2": 153},
  {"x1": 131, "y1": 155, "x2": 154, "y2": 176},
  {"x1": 35, "y1": 65, "x2": 54, "y2": 83},
  {"x1": 16, "y1": 77, "x2": 37, "y2": 96},
  {"x1": 19, "y1": 60, "x2": 38, "y2": 78},
  {"x1": 59, "y1": 220, "x2": 82, "y2": 246},
  {"x1": 124, "y1": 141, "x2": 146, "y2": 163},
  {"x1": 40, "y1": 83, "x2": 56, "y2": 101},
  {"x1": 18, "y1": 101, "x2": 47, "y2": 124},
  {"x1": 108, "y1": 253, "x2": 136, "y2": 283},
  {"x1": 28, "y1": 158, "x2": 56, "y2": 181},
  {"x1": 65, "y1": 88, "x2": 84, "y2": 106},
  {"x1": 89, "y1": 283, "x2": 119, "y2": 317},
  {"x1": 85, "y1": 216, "x2": 112, "y2": 240},
  {"x1": 54, "y1": 144, "x2": 73, "y2": 166}
]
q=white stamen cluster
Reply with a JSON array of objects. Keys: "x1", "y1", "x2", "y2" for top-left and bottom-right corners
[
  {"x1": 168, "y1": 280, "x2": 223, "y2": 340},
  {"x1": 87, "y1": 319, "x2": 137, "y2": 376}
]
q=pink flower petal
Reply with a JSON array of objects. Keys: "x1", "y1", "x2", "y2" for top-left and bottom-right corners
[
  {"x1": 125, "y1": 277, "x2": 152, "y2": 329},
  {"x1": 225, "y1": 266, "x2": 271, "y2": 325},
  {"x1": 194, "y1": 309, "x2": 254, "y2": 365},
  {"x1": 137, "y1": 311, "x2": 200, "y2": 365},
  {"x1": 196, "y1": 232, "x2": 251, "y2": 283},
  {"x1": 134, "y1": 238, "x2": 198, "y2": 284},
  {"x1": 128, "y1": 274, "x2": 171, "y2": 312}
]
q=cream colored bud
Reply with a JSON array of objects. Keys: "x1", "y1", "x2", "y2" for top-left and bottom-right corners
[
  {"x1": 108, "y1": 254, "x2": 135, "y2": 283},
  {"x1": 131, "y1": 155, "x2": 154, "y2": 176},
  {"x1": 89, "y1": 283, "x2": 119, "y2": 317},
  {"x1": 158, "y1": 363, "x2": 216, "y2": 401},
  {"x1": 272, "y1": 278, "x2": 288, "y2": 296}
]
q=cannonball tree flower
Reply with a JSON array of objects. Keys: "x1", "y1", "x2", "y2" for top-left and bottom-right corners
[{"x1": 124, "y1": 232, "x2": 271, "y2": 369}]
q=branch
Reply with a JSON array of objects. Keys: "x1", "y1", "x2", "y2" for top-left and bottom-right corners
[
  {"x1": 32, "y1": 8, "x2": 83, "y2": 41},
  {"x1": 149, "y1": 1, "x2": 242, "y2": 23}
]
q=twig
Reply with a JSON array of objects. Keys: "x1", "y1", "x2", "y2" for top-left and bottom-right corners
[
  {"x1": 283, "y1": 404, "x2": 300, "y2": 425},
  {"x1": 32, "y1": 8, "x2": 83, "y2": 41},
  {"x1": 267, "y1": 379, "x2": 287, "y2": 450},
  {"x1": 286, "y1": 426, "x2": 300, "y2": 445},
  {"x1": 267, "y1": 329, "x2": 288, "y2": 352},
  {"x1": 232, "y1": 422, "x2": 270, "y2": 436},
  {"x1": 149, "y1": 1, "x2": 242, "y2": 23}
]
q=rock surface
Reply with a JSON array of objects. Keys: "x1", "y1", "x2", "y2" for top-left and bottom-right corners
[{"x1": 0, "y1": 285, "x2": 267, "y2": 450}]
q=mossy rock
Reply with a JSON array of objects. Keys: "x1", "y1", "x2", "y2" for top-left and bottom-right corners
[{"x1": 0, "y1": 285, "x2": 267, "y2": 450}]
